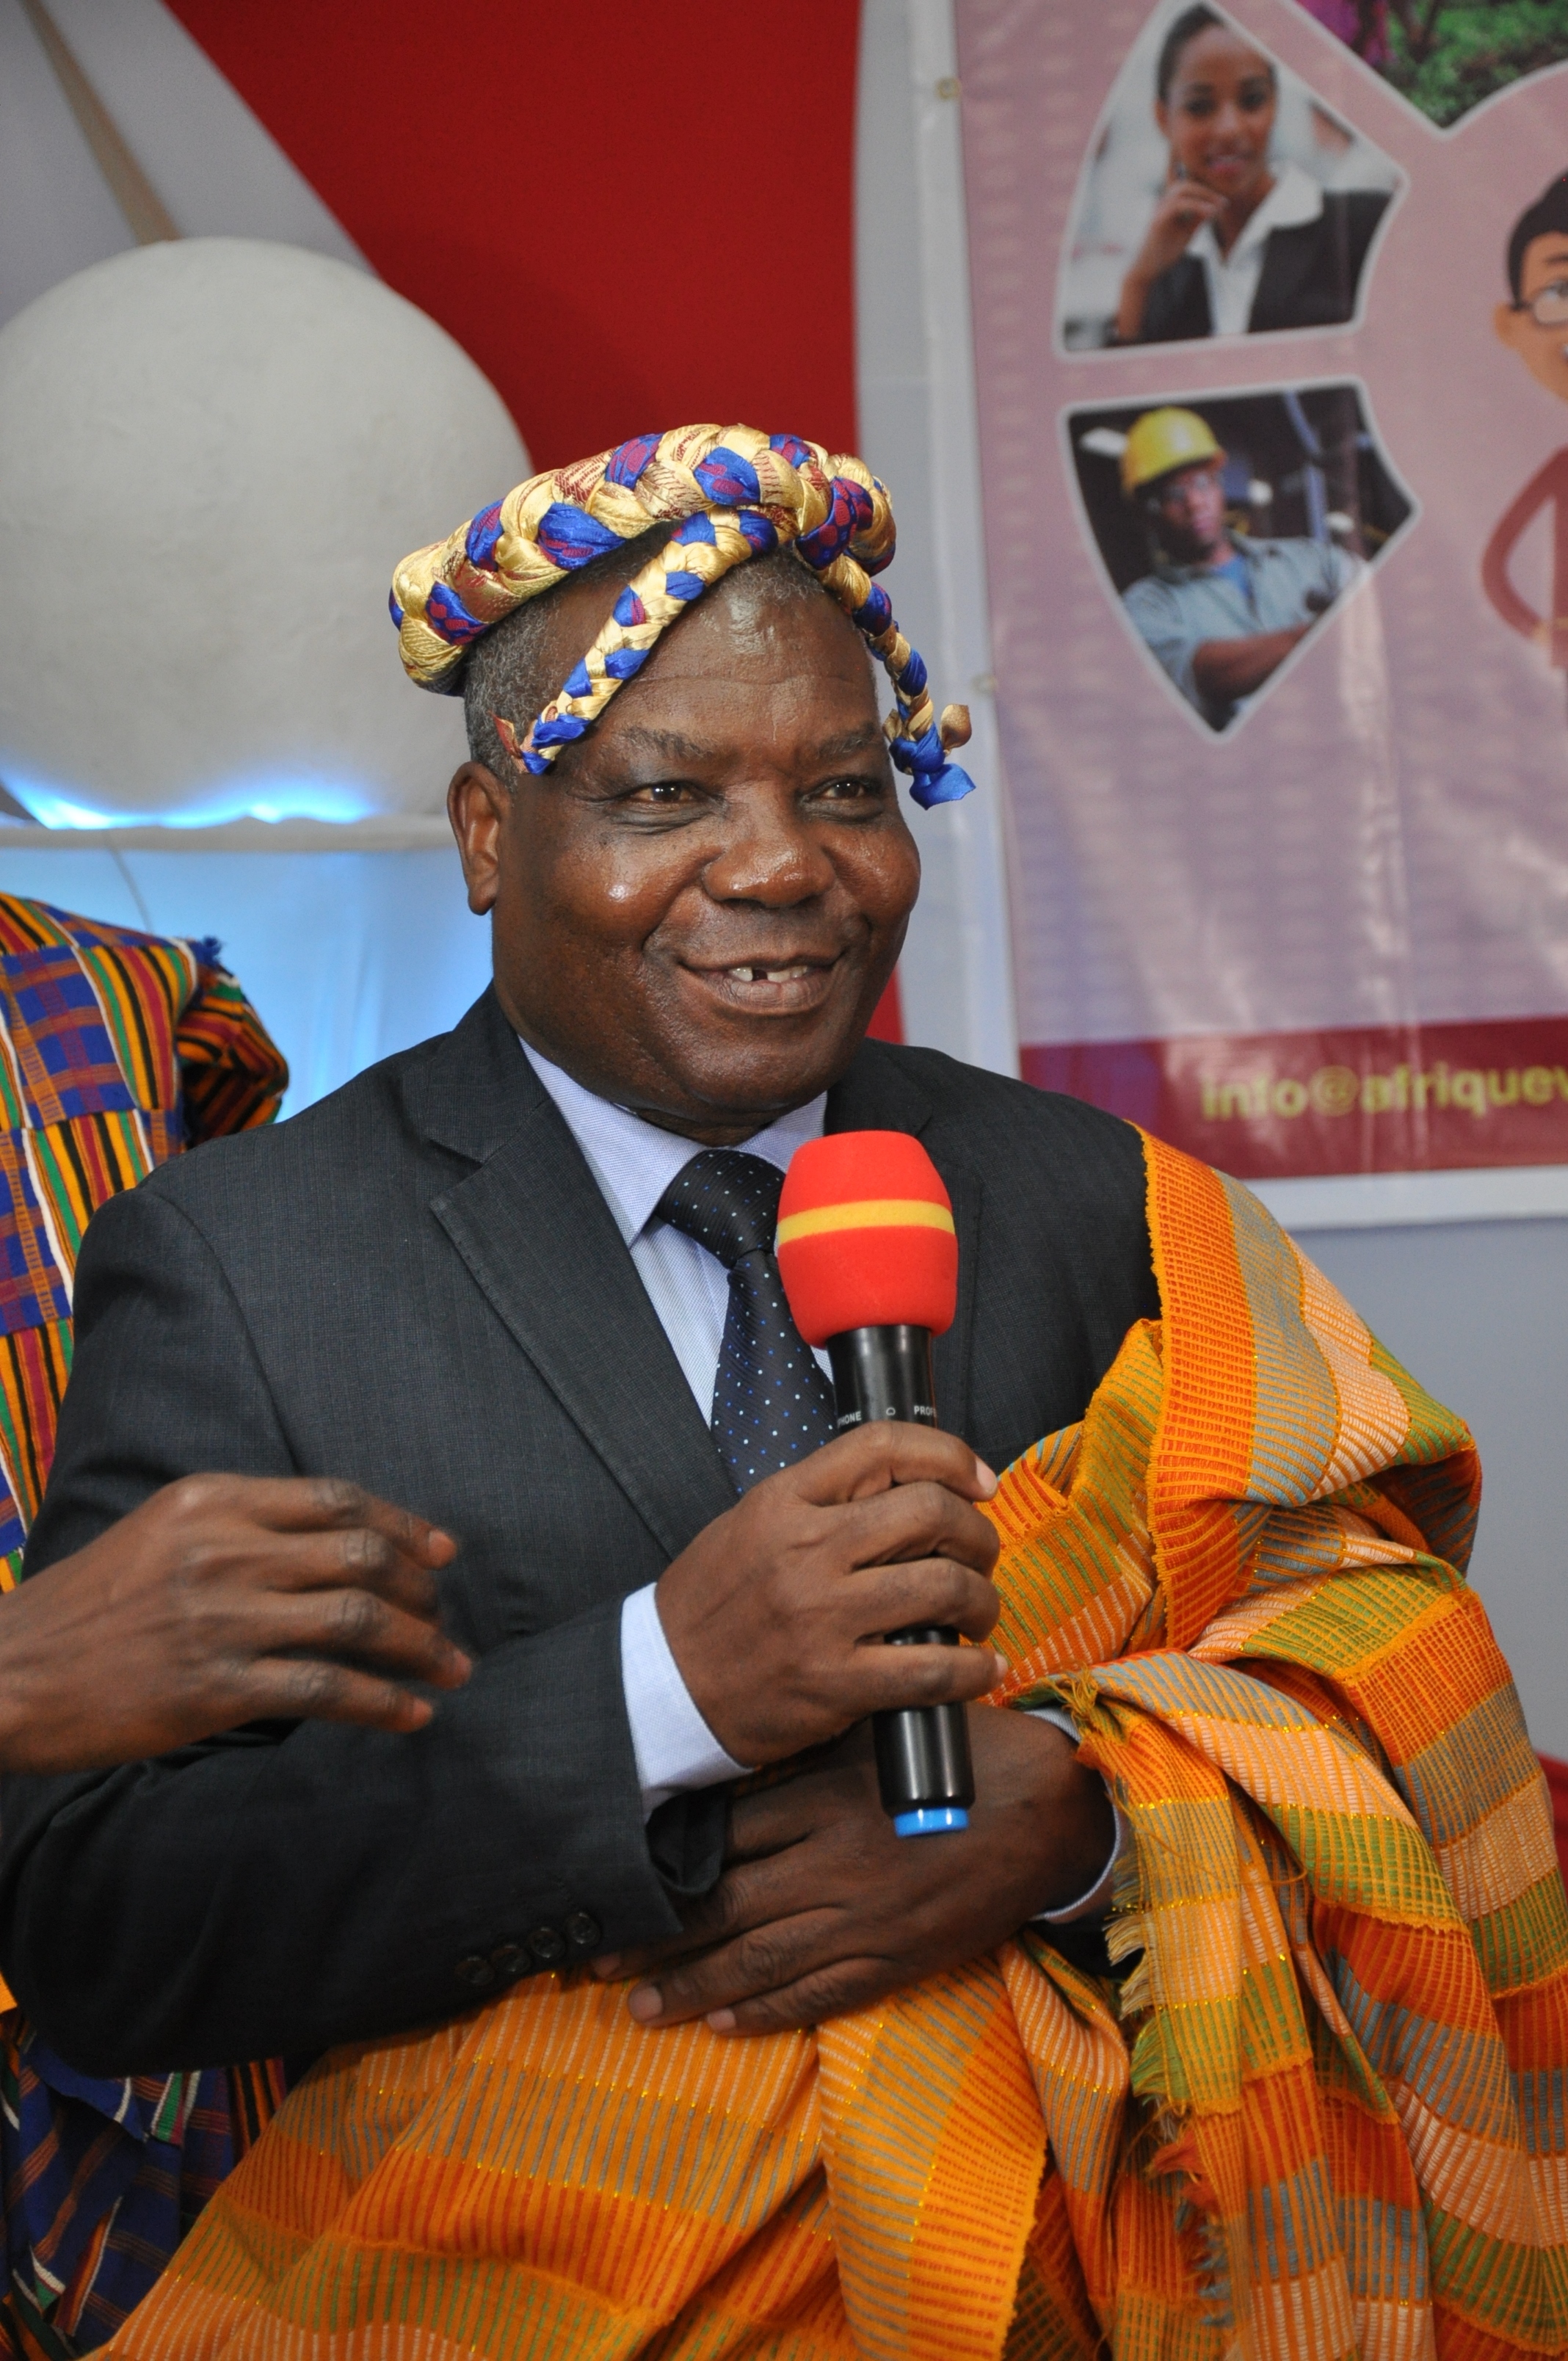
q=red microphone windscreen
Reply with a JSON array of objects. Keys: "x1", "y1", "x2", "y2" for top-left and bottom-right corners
[{"x1": 775, "y1": 1131, "x2": 957, "y2": 1345}]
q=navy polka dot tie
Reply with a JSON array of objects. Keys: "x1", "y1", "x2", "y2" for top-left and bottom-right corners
[{"x1": 657, "y1": 1150, "x2": 838, "y2": 1493}]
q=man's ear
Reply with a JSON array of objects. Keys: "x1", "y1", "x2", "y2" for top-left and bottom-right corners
[
  {"x1": 447, "y1": 762, "x2": 509, "y2": 915},
  {"x1": 1495, "y1": 300, "x2": 1528, "y2": 353}
]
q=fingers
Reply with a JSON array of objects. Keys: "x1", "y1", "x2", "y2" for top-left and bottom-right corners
[
  {"x1": 849, "y1": 1627, "x2": 1004, "y2": 1709},
  {"x1": 255, "y1": 1588, "x2": 472, "y2": 1691},
  {"x1": 703, "y1": 1967, "x2": 890, "y2": 2037},
  {"x1": 836, "y1": 1557, "x2": 999, "y2": 1650},
  {"x1": 622, "y1": 1919, "x2": 891, "y2": 2034},
  {"x1": 240, "y1": 1654, "x2": 443, "y2": 1734},
  {"x1": 161, "y1": 1474, "x2": 457, "y2": 1567},
  {"x1": 148, "y1": 1475, "x2": 459, "y2": 1622},
  {"x1": 793, "y1": 1425, "x2": 995, "y2": 1509},
  {"x1": 227, "y1": 1525, "x2": 446, "y2": 1621},
  {"x1": 837, "y1": 1476, "x2": 1001, "y2": 1577}
]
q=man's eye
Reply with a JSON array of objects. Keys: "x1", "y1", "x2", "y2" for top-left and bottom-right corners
[
  {"x1": 628, "y1": 780, "x2": 697, "y2": 806},
  {"x1": 815, "y1": 775, "x2": 881, "y2": 802}
]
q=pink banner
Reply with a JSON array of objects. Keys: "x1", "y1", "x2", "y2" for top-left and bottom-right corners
[
  {"x1": 959, "y1": 0, "x2": 1568, "y2": 1174},
  {"x1": 1026, "y1": 1013, "x2": 1568, "y2": 1175}
]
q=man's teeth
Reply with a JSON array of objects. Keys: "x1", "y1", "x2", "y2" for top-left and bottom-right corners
[{"x1": 727, "y1": 965, "x2": 811, "y2": 983}]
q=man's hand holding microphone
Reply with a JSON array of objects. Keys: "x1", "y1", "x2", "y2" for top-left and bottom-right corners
[
  {"x1": 655, "y1": 1421, "x2": 1005, "y2": 1771},
  {"x1": 595, "y1": 1135, "x2": 1115, "y2": 2034}
]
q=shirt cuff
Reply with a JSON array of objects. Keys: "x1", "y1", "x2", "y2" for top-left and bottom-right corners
[
  {"x1": 620, "y1": 1582, "x2": 750, "y2": 1821},
  {"x1": 1024, "y1": 1705, "x2": 1126, "y2": 1926}
]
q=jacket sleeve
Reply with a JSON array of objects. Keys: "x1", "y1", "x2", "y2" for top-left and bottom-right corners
[{"x1": 0, "y1": 1183, "x2": 687, "y2": 2075}]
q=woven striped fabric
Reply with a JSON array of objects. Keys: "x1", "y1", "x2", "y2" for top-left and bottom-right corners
[
  {"x1": 103, "y1": 1134, "x2": 1568, "y2": 2360},
  {"x1": 0, "y1": 896, "x2": 288, "y2": 2360},
  {"x1": 0, "y1": 895, "x2": 286, "y2": 1583}
]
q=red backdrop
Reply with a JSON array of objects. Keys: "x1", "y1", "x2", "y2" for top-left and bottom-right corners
[
  {"x1": 164, "y1": 1, "x2": 899, "y2": 1037},
  {"x1": 164, "y1": 2, "x2": 861, "y2": 471}
]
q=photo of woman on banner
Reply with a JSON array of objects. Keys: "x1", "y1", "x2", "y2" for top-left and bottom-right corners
[
  {"x1": 1069, "y1": 384, "x2": 1414, "y2": 732},
  {"x1": 1484, "y1": 172, "x2": 1568, "y2": 702},
  {"x1": 1058, "y1": 1, "x2": 1400, "y2": 351}
]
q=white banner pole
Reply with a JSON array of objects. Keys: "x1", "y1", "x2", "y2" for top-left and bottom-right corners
[{"x1": 856, "y1": 0, "x2": 1020, "y2": 1076}]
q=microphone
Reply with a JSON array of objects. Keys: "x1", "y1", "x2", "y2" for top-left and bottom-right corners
[{"x1": 776, "y1": 1130, "x2": 975, "y2": 1838}]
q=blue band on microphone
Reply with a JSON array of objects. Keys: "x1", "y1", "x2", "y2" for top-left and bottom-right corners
[{"x1": 893, "y1": 1805, "x2": 970, "y2": 1838}]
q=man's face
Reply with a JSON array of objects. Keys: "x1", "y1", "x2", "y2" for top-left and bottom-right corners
[
  {"x1": 1495, "y1": 231, "x2": 1568, "y2": 403},
  {"x1": 1148, "y1": 460, "x2": 1227, "y2": 562},
  {"x1": 449, "y1": 564, "x2": 921, "y2": 1145}
]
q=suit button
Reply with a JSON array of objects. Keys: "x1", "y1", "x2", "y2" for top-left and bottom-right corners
[
  {"x1": 565, "y1": 1910, "x2": 602, "y2": 1952},
  {"x1": 455, "y1": 1954, "x2": 496, "y2": 1990},
  {"x1": 490, "y1": 1943, "x2": 529, "y2": 1981},
  {"x1": 529, "y1": 1924, "x2": 567, "y2": 1965}
]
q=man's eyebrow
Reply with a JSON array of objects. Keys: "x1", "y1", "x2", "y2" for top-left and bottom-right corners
[
  {"x1": 612, "y1": 725, "x2": 719, "y2": 766},
  {"x1": 803, "y1": 726, "x2": 887, "y2": 766}
]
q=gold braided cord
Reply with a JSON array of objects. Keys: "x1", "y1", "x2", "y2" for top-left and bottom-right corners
[{"x1": 391, "y1": 424, "x2": 973, "y2": 802}]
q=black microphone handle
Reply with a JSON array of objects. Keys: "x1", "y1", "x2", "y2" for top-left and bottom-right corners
[{"x1": 825, "y1": 1324, "x2": 976, "y2": 1835}]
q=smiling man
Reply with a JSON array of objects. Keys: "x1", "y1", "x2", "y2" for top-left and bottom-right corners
[
  {"x1": 1, "y1": 426, "x2": 1146, "y2": 2065},
  {"x1": 8, "y1": 428, "x2": 1567, "y2": 2361}
]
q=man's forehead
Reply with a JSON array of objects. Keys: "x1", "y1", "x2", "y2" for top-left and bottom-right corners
[
  {"x1": 1523, "y1": 233, "x2": 1568, "y2": 290},
  {"x1": 607, "y1": 718, "x2": 884, "y2": 766}
]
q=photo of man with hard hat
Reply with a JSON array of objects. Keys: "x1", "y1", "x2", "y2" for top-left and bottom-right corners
[{"x1": 1068, "y1": 387, "x2": 1410, "y2": 732}]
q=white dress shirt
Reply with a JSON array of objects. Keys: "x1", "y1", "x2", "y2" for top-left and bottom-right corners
[
  {"x1": 523, "y1": 1042, "x2": 1121, "y2": 1923},
  {"x1": 1186, "y1": 159, "x2": 1323, "y2": 338}
]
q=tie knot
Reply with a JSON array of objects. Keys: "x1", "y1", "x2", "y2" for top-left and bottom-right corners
[{"x1": 656, "y1": 1149, "x2": 785, "y2": 1269}]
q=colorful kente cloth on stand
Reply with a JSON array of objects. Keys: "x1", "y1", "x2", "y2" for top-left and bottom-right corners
[
  {"x1": 0, "y1": 896, "x2": 288, "y2": 2358},
  {"x1": 101, "y1": 1135, "x2": 1568, "y2": 2360}
]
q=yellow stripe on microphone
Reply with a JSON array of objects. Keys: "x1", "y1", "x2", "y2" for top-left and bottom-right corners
[{"x1": 774, "y1": 1198, "x2": 957, "y2": 1247}]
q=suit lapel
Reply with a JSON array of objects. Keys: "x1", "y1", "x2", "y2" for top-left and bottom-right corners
[
  {"x1": 827, "y1": 1045, "x2": 982, "y2": 1446},
  {"x1": 411, "y1": 995, "x2": 736, "y2": 1558},
  {"x1": 1250, "y1": 218, "x2": 1318, "y2": 333},
  {"x1": 407, "y1": 1007, "x2": 984, "y2": 1528}
]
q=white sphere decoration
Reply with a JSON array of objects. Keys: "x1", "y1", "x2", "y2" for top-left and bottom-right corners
[{"x1": 0, "y1": 239, "x2": 529, "y2": 826}]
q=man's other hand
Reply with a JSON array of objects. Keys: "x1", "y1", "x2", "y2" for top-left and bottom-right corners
[
  {"x1": 0, "y1": 1476, "x2": 470, "y2": 1772},
  {"x1": 655, "y1": 1425, "x2": 1005, "y2": 1768},
  {"x1": 592, "y1": 1708, "x2": 1115, "y2": 2032}
]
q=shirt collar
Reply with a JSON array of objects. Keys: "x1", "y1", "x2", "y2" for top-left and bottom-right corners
[
  {"x1": 1155, "y1": 534, "x2": 1262, "y2": 583},
  {"x1": 522, "y1": 1040, "x2": 827, "y2": 1246},
  {"x1": 1188, "y1": 159, "x2": 1323, "y2": 268}
]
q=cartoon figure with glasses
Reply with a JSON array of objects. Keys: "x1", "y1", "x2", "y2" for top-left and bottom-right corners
[{"x1": 1485, "y1": 175, "x2": 1568, "y2": 688}]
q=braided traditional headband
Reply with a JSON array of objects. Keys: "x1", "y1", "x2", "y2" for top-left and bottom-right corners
[{"x1": 390, "y1": 423, "x2": 976, "y2": 808}]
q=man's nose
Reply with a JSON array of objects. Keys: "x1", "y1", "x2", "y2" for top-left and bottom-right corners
[{"x1": 703, "y1": 793, "x2": 837, "y2": 905}]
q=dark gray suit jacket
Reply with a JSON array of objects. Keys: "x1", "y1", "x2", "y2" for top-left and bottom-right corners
[{"x1": 0, "y1": 990, "x2": 1156, "y2": 2073}]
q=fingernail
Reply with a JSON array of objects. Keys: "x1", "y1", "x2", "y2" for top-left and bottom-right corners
[
  {"x1": 589, "y1": 1954, "x2": 621, "y2": 1979},
  {"x1": 974, "y1": 1458, "x2": 998, "y2": 1495},
  {"x1": 705, "y1": 2008, "x2": 736, "y2": 2033},
  {"x1": 992, "y1": 1651, "x2": 1009, "y2": 1682},
  {"x1": 627, "y1": 1984, "x2": 662, "y2": 2023}
]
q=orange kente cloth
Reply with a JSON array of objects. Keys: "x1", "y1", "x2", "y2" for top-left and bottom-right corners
[{"x1": 106, "y1": 1137, "x2": 1568, "y2": 2360}]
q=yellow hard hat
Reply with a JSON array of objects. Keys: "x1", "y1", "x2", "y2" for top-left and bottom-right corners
[{"x1": 1119, "y1": 407, "x2": 1224, "y2": 496}]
